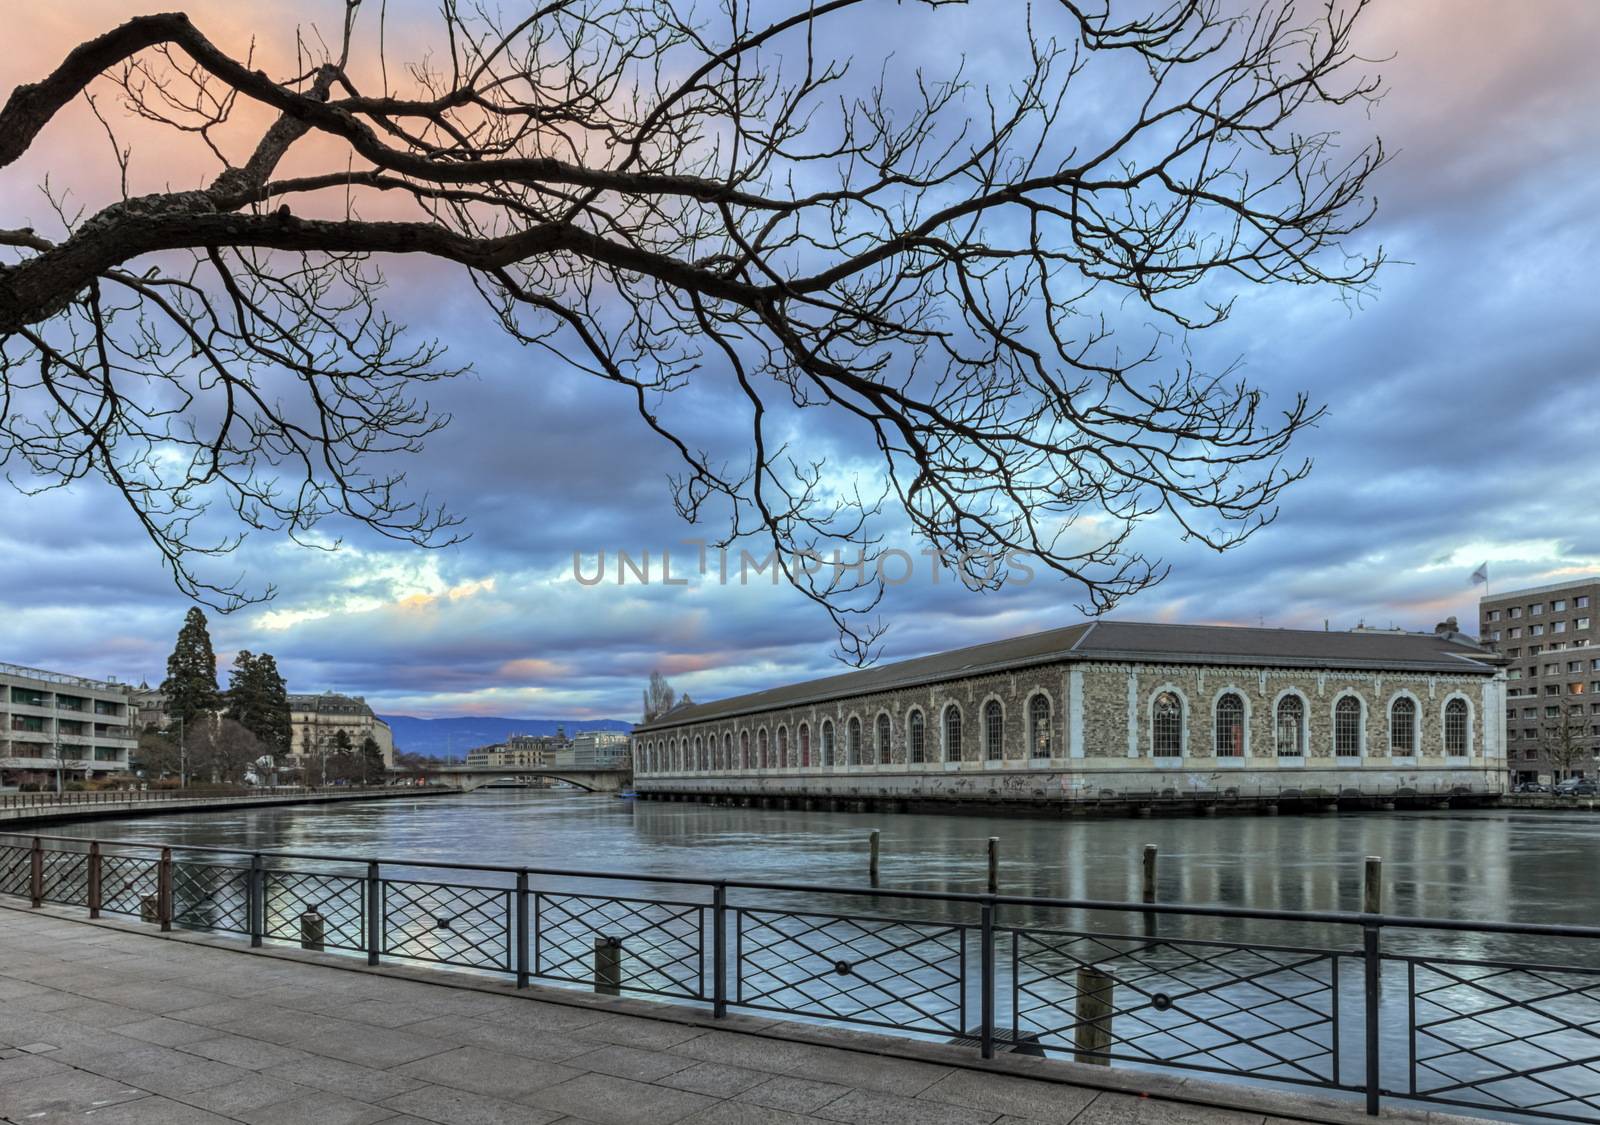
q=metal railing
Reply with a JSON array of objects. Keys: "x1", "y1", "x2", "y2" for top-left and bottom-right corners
[
  {"x1": 0, "y1": 785, "x2": 398, "y2": 811},
  {"x1": 2, "y1": 831, "x2": 1599, "y2": 1123}
]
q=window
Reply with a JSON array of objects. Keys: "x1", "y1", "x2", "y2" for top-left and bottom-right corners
[
  {"x1": 1581, "y1": 596, "x2": 1591, "y2": 609},
  {"x1": 847, "y1": 717, "x2": 862, "y2": 766},
  {"x1": 1153, "y1": 692, "x2": 1183, "y2": 757},
  {"x1": 1533, "y1": 624, "x2": 1545, "y2": 636},
  {"x1": 1214, "y1": 693, "x2": 1244, "y2": 756},
  {"x1": 1390, "y1": 697, "x2": 1416, "y2": 756},
  {"x1": 1509, "y1": 627, "x2": 1522, "y2": 638},
  {"x1": 695, "y1": 736, "x2": 705, "y2": 771},
  {"x1": 821, "y1": 720, "x2": 835, "y2": 767},
  {"x1": 777, "y1": 726, "x2": 789, "y2": 768},
  {"x1": 1335, "y1": 696, "x2": 1362, "y2": 757},
  {"x1": 984, "y1": 700, "x2": 1004, "y2": 761},
  {"x1": 876, "y1": 713, "x2": 892, "y2": 764},
  {"x1": 798, "y1": 723, "x2": 810, "y2": 767},
  {"x1": 741, "y1": 730, "x2": 751, "y2": 769},
  {"x1": 944, "y1": 705, "x2": 962, "y2": 762},
  {"x1": 1276, "y1": 695, "x2": 1304, "y2": 756},
  {"x1": 1581, "y1": 618, "x2": 1592, "y2": 630},
  {"x1": 1556, "y1": 621, "x2": 1568, "y2": 634},
  {"x1": 1445, "y1": 699, "x2": 1469, "y2": 755},
  {"x1": 909, "y1": 710, "x2": 925, "y2": 764},
  {"x1": 1533, "y1": 603, "x2": 1545, "y2": 616},
  {"x1": 1489, "y1": 609, "x2": 1502, "y2": 622},
  {"x1": 758, "y1": 728, "x2": 769, "y2": 768},
  {"x1": 1029, "y1": 695, "x2": 1053, "y2": 758},
  {"x1": 1510, "y1": 607, "x2": 1523, "y2": 619},
  {"x1": 1556, "y1": 600, "x2": 1568, "y2": 612},
  {"x1": 722, "y1": 733, "x2": 733, "y2": 770}
]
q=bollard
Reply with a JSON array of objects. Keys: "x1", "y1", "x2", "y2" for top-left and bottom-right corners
[
  {"x1": 593, "y1": 935, "x2": 623, "y2": 996},
  {"x1": 987, "y1": 837, "x2": 999, "y2": 894},
  {"x1": 1073, "y1": 967, "x2": 1115, "y2": 1065},
  {"x1": 87, "y1": 842, "x2": 102, "y2": 919},
  {"x1": 1363, "y1": 855, "x2": 1382, "y2": 915},
  {"x1": 869, "y1": 830, "x2": 880, "y2": 886},
  {"x1": 1141, "y1": 844, "x2": 1157, "y2": 905},
  {"x1": 300, "y1": 910, "x2": 326, "y2": 951}
]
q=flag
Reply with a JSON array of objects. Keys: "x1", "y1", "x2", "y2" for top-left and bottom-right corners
[{"x1": 1470, "y1": 562, "x2": 1489, "y2": 587}]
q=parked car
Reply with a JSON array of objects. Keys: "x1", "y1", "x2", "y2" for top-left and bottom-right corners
[
  {"x1": 1514, "y1": 782, "x2": 1551, "y2": 793},
  {"x1": 1555, "y1": 778, "x2": 1597, "y2": 796}
]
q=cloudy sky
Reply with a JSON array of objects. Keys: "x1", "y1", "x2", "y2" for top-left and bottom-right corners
[{"x1": 2, "y1": 1, "x2": 1598, "y2": 723}]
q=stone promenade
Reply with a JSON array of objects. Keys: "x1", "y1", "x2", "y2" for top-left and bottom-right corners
[{"x1": 0, "y1": 905, "x2": 1454, "y2": 1125}]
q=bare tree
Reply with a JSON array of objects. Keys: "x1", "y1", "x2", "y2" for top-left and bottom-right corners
[
  {"x1": 642, "y1": 670, "x2": 678, "y2": 723},
  {"x1": 1543, "y1": 708, "x2": 1592, "y2": 782},
  {"x1": 0, "y1": 1, "x2": 1384, "y2": 661}
]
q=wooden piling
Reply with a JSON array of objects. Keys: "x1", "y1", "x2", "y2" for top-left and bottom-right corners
[
  {"x1": 1073, "y1": 968, "x2": 1115, "y2": 1065},
  {"x1": 987, "y1": 837, "x2": 999, "y2": 894},
  {"x1": 1363, "y1": 856, "x2": 1382, "y2": 915},
  {"x1": 869, "y1": 830, "x2": 880, "y2": 886},
  {"x1": 1141, "y1": 845, "x2": 1157, "y2": 905}
]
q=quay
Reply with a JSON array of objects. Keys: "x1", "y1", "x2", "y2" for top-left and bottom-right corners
[
  {"x1": 0, "y1": 786, "x2": 461, "y2": 828},
  {"x1": 0, "y1": 904, "x2": 1446, "y2": 1125}
]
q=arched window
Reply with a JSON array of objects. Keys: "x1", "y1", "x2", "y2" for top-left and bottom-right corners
[
  {"x1": 1335, "y1": 696, "x2": 1362, "y2": 757},
  {"x1": 822, "y1": 719, "x2": 836, "y2": 767},
  {"x1": 984, "y1": 700, "x2": 1004, "y2": 761},
  {"x1": 1276, "y1": 695, "x2": 1304, "y2": 756},
  {"x1": 1390, "y1": 697, "x2": 1416, "y2": 756},
  {"x1": 740, "y1": 730, "x2": 751, "y2": 769},
  {"x1": 1214, "y1": 693, "x2": 1244, "y2": 757},
  {"x1": 1445, "y1": 698, "x2": 1469, "y2": 755},
  {"x1": 847, "y1": 717, "x2": 862, "y2": 766},
  {"x1": 799, "y1": 723, "x2": 811, "y2": 767},
  {"x1": 778, "y1": 726, "x2": 789, "y2": 768},
  {"x1": 758, "y1": 728, "x2": 769, "y2": 768},
  {"x1": 722, "y1": 733, "x2": 732, "y2": 770},
  {"x1": 1153, "y1": 692, "x2": 1183, "y2": 757},
  {"x1": 694, "y1": 735, "x2": 704, "y2": 771},
  {"x1": 1029, "y1": 695, "x2": 1052, "y2": 759},
  {"x1": 944, "y1": 704, "x2": 962, "y2": 762},
  {"x1": 909, "y1": 710, "x2": 926, "y2": 764},
  {"x1": 876, "y1": 714, "x2": 892, "y2": 764}
]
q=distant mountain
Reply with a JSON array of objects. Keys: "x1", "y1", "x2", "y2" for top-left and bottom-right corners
[{"x1": 379, "y1": 714, "x2": 633, "y2": 758}]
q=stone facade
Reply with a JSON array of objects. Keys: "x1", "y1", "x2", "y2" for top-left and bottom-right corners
[{"x1": 632, "y1": 623, "x2": 1506, "y2": 803}]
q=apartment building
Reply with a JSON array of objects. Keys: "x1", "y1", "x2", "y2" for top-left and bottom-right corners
[
  {"x1": 1481, "y1": 577, "x2": 1600, "y2": 784},
  {"x1": 1, "y1": 662, "x2": 137, "y2": 786}
]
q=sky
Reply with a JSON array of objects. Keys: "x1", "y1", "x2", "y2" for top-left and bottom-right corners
[{"x1": 2, "y1": 1, "x2": 1599, "y2": 723}]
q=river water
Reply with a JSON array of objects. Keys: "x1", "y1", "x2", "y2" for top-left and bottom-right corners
[{"x1": 41, "y1": 791, "x2": 1600, "y2": 1114}]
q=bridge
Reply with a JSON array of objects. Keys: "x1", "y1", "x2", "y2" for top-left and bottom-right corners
[{"x1": 396, "y1": 763, "x2": 632, "y2": 793}]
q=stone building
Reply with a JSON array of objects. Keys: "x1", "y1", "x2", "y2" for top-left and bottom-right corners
[
  {"x1": 287, "y1": 693, "x2": 395, "y2": 771},
  {"x1": 1, "y1": 662, "x2": 137, "y2": 785},
  {"x1": 632, "y1": 620, "x2": 1507, "y2": 806},
  {"x1": 1479, "y1": 576, "x2": 1600, "y2": 785}
]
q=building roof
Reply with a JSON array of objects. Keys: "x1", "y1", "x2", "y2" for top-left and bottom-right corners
[
  {"x1": 288, "y1": 692, "x2": 374, "y2": 717},
  {"x1": 1480, "y1": 576, "x2": 1600, "y2": 602},
  {"x1": 636, "y1": 620, "x2": 1502, "y2": 731}
]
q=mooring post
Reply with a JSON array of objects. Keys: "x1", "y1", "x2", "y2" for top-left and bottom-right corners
[
  {"x1": 300, "y1": 910, "x2": 325, "y2": 951},
  {"x1": 1141, "y1": 843, "x2": 1157, "y2": 935},
  {"x1": 87, "y1": 841, "x2": 101, "y2": 919},
  {"x1": 869, "y1": 830, "x2": 881, "y2": 886},
  {"x1": 593, "y1": 934, "x2": 623, "y2": 996},
  {"x1": 987, "y1": 837, "x2": 999, "y2": 894},
  {"x1": 28, "y1": 837, "x2": 43, "y2": 908},
  {"x1": 156, "y1": 847, "x2": 173, "y2": 932},
  {"x1": 1363, "y1": 855, "x2": 1382, "y2": 915},
  {"x1": 1074, "y1": 967, "x2": 1115, "y2": 1065}
]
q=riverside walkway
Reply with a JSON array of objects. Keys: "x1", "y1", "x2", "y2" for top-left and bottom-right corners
[
  {"x1": 0, "y1": 905, "x2": 1441, "y2": 1125},
  {"x1": 0, "y1": 786, "x2": 460, "y2": 827}
]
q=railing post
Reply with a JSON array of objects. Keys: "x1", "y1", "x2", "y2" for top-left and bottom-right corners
[
  {"x1": 1363, "y1": 922, "x2": 1382, "y2": 1116},
  {"x1": 157, "y1": 847, "x2": 173, "y2": 932},
  {"x1": 29, "y1": 837, "x2": 43, "y2": 908},
  {"x1": 248, "y1": 853, "x2": 265, "y2": 948},
  {"x1": 87, "y1": 841, "x2": 102, "y2": 918},
  {"x1": 365, "y1": 860, "x2": 381, "y2": 965},
  {"x1": 515, "y1": 870, "x2": 530, "y2": 989},
  {"x1": 712, "y1": 882, "x2": 728, "y2": 1018},
  {"x1": 980, "y1": 900, "x2": 996, "y2": 1060}
]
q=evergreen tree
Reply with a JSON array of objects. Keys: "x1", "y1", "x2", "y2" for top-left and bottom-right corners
[
  {"x1": 161, "y1": 607, "x2": 220, "y2": 731},
  {"x1": 360, "y1": 735, "x2": 384, "y2": 784},
  {"x1": 225, "y1": 651, "x2": 291, "y2": 756}
]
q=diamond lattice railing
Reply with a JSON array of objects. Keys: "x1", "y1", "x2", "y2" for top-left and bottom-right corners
[
  {"x1": 264, "y1": 869, "x2": 366, "y2": 950},
  {"x1": 1012, "y1": 927, "x2": 1341, "y2": 1087},
  {"x1": 382, "y1": 880, "x2": 511, "y2": 972},
  {"x1": 0, "y1": 844, "x2": 31, "y2": 897},
  {"x1": 535, "y1": 891, "x2": 705, "y2": 1000},
  {"x1": 99, "y1": 852, "x2": 160, "y2": 919},
  {"x1": 736, "y1": 908, "x2": 967, "y2": 1036},
  {"x1": 39, "y1": 848, "x2": 88, "y2": 907},
  {"x1": 1410, "y1": 956, "x2": 1600, "y2": 1119},
  {"x1": 171, "y1": 860, "x2": 250, "y2": 934}
]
